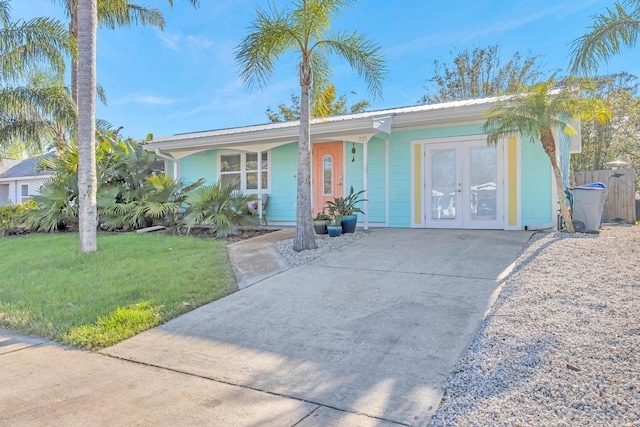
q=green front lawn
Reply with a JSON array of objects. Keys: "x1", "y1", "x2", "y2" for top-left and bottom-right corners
[{"x1": 0, "y1": 233, "x2": 236, "y2": 349}]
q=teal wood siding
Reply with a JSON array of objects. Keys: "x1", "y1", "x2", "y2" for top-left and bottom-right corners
[
  {"x1": 387, "y1": 124, "x2": 485, "y2": 227},
  {"x1": 367, "y1": 138, "x2": 386, "y2": 223},
  {"x1": 520, "y1": 136, "x2": 552, "y2": 226},
  {"x1": 166, "y1": 160, "x2": 175, "y2": 179},
  {"x1": 268, "y1": 143, "x2": 297, "y2": 222},
  {"x1": 180, "y1": 150, "x2": 217, "y2": 184}
]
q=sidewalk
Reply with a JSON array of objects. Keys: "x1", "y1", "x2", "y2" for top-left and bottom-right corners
[{"x1": 0, "y1": 328, "x2": 319, "y2": 426}]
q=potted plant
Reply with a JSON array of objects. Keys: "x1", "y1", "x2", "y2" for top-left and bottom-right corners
[
  {"x1": 313, "y1": 209, "x2": 331, "y2": 235},
  {"x1": 326, "y1": 216, "x2": 343, "y2": 237},
  {"x1": 326, "y1": 186, "x2": 366, "y2": 233}
]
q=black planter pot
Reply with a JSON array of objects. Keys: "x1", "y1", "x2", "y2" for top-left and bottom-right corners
[
  {"x1": 341, "y1": 215, "x2": 358, "y2": 233},
  {"x1": 313, "y1": 220, "x2": 329, "y2": 235}
]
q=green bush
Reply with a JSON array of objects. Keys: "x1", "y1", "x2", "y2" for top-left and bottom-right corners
[
  {"x1": 0, "y1": 200, "x2": 37, "y2": 235},
  {"x1": 182, "y1": 180, "x2": 257, "y2": 237}
]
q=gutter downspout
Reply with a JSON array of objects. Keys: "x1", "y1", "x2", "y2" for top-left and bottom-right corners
[
  {"x1": 257, "y1": 150, "x2": 263, "y2": 222},
  {"x1": 154, "y1": 149, "x2": 179, "y2": 179},
  {"x1": 524, "y1": 221, "x2": 556, "y2": 231},
  {"x1": 363, "y1": 140, "x2": 369, "y2": 230}
]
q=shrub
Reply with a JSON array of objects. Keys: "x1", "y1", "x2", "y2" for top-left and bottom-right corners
[
  {"x1": 0, "y1": 200, "x2": 37, "y2": 235},
  {"x1": 182, "y1": 180, "x2": 257, "y2": 237},
  {"x1": 24, "y1": 175, "x2": 78, "y2": 232}
]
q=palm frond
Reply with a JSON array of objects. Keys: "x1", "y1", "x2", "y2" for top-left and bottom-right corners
[
  {"x1": 569, "y1": 1, "x2": 640, "y2": 75},
  {"x1": 97, "y1": 1, "x2": 165, "y2": 30},
  {"x1": 0, "y1": 84, "x2": 76, "y2": 145},
  {"x1": 317, "y1": 31, "x2": 386, "y2": 99},
  {"x1": 166, "y1": 0, "x2": 200, "y2": 7},
  {"x1": 0, "y1": 16, "x2": 71, "y2": 81},
  {"x1": 236, "y1": 5, "x2": 297, "y2": 90}
]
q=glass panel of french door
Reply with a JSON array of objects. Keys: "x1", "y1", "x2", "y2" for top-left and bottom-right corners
[
  {"x1": 462, "y1": 140, "x2": 504, "y2": 229},
  {"x1": 469, "y1": 146, "x2": 497, "y2": 220},
  {"x1": 426, "y1": 144, "x2": 462, "y2": 228}
]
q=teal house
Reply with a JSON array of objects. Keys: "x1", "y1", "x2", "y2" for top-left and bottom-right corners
[{"x1": 143, "y1": 96, "x2": 579, "y2": 231}]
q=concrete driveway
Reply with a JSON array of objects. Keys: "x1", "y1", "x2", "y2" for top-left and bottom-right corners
[{"x1": 104, "y1": 229, "x2": 533, "y2": 426}]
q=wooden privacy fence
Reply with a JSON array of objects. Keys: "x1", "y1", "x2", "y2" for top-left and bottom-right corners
[{"x1": 573, "y1": 169, "x2": 637, "y2": 223}]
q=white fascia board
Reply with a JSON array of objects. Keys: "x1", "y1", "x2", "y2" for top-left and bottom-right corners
[
  {"x1": 143, "y1": 116, "x2": 384, "y2": 152},
  {"x1": 0, "y1": 174, "x2": 53, "y2": 183},
  {"x1": 390, "y1": 104, "x2": 490, "y2": 129}
]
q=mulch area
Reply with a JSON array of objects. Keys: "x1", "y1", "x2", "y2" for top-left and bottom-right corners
[{"x1": 174, "y1": 227, "x2": 279, "y2": 243}]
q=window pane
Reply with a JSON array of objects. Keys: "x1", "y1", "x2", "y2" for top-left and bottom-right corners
[
  {"x1": 323, "y1": 155, "x2": 333, "y2": 195},
  {"x1": 246, "y1": 172, "x2": 257, "y2": 190},
  {"x1": 21, "y1": 184, "x2": 28, "y2": 197},
  {"x1": 246, "y1": 153, "x2": 258, "y2": 171},
  {"x1": 261, "y1": 152, "x2": 268, "y2": 170},
  {"x1": 469, "y1": 146, "x2": 496, "y2": 220},
  {"x1": 261, "y1": 171, "x2": 268, "y2": 190},
  {"x1": 221, "y1": 154, "x2": 241, "y2": 172},
  {"x1": 220, "y1": 173, "x2": 240, "y2": 189},
  {"x1": 431, "y1": 149, "x2": 456, "y2": 220}
]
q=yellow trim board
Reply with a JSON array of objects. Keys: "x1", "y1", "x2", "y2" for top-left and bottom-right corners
[{"x1": 507, "y1": 137, "x2": 518, "y2": 226}]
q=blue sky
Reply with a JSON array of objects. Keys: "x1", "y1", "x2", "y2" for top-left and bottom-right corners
[{"x1": 11, "y1": 0, "x2": 639, "y2": 140}]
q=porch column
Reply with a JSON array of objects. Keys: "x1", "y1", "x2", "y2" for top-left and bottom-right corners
[
  {"x1": 363, "y1": 140, "x2": 369, "y2": 230},
  {"x1": 257, "y1": 150, "x2": 263, "y2": 221}
]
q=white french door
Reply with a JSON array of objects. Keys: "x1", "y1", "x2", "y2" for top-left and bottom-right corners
[{"x1": 425, "y1": 138, "x2": 504, "y2": 229}]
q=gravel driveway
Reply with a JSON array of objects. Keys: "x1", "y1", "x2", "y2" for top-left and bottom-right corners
[{"x1": 430, "y1": 225, "x2": 640, "y2": 426}]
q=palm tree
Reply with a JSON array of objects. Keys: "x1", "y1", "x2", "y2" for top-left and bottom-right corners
[
  {"x1": 236, "y1": 0, "x2": 386, "y2": 251},
  {"x1": 483, "y1": 79, "x2": 609, "y2": 232},
  {"x1": 73, "y1": 0, "x2": 199, "y2": 252},
  {"x1": 570, "y1": 1, "x2": 640, "y2": 75},
  {"x1": 76, "y1": 0, "x2": 98, "y2": 252},
  {"x1": 0, "y1": 1, "x2": 75, "y2": 150}
]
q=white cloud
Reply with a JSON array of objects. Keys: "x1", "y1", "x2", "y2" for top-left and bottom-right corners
[
  {"x1": 168, "y1": 77, "x2": 298, "y2": 120},
  {"x1": 114, "y1": 95, "x2": 179, "y2": 106},
  {"x1": 156, "y1": 32, "x2": 182, "y2": 51},
  {"x1": 386, "y1": 0, "x2": 599, "y2": 59},
  {"x1": 155, "y1": 30, "x2": 215, "y2": 52}
]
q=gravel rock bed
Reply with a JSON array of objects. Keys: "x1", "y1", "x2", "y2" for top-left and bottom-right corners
[
  {"x1": 273, "y1": 231, "x2": 366, "y2": 266},
  {"x1": 429, "y1": 225, "x2": 640, "y2": 426}
]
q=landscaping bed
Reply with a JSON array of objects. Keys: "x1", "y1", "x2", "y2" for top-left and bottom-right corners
[{"x1": 430, "y1": 225, "x2": 640, "y2": 425}]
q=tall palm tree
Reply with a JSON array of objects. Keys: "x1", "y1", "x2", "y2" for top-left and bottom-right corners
[
  {"x1": 73, "y1": 0, "x2": 199, "y2": 252},
  {"x1": 76, "y1": 0, "x2": 98, "y2": 252},
  {"x1": 483, "y1": 79, "x2": 609, "y2": 232},
  {"x1": 0, "y1": 1, "x2": 75, "y2": 150},
  {"x1": 570, "y1": 0, "x2": 640, "y2": 75},
  {"x1": 236, "y1": 0, "x2": 386, "y2": 251}
]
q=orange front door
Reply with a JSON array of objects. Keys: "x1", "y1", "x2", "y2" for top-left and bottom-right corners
[{"x1": 313, "y1": 142, "x2": 343, "y2": 215}]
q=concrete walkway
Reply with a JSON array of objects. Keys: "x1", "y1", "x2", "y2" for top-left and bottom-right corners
[{"x1": 1, "y1": 229, "x2": 533, "y2": 426}]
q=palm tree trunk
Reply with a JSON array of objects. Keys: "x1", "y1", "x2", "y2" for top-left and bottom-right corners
[
  {"x1": 542, "y1": 129, "x2": 574, "y2": 233},
  {"x1": 77, "y1": 0, "x2": 98, "y2": 252},
  {"x1": 69, "y1": 9, "x2": 79, "y2": 106},
  {"x1": 292, "y1": 60, "x2": 317, "y2": 251}
]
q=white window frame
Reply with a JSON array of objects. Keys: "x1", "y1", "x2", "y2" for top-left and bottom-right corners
[
  {"x1": 218, "y1": 150, "x2": 271, "y2": 194},
  {"x1": 20, "y1": 184, "x2": 31, "y2": 203}
]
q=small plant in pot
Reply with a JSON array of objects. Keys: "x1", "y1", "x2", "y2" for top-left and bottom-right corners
[
  {"x1": 313, "y1": 209, "x2": 331, "y2": 235},
  {"x1": 326, "y1": 186, "x2": 366, "y2": 233},
  {"x1": 326, "y1": 216, "x2": 343, "y2": 237}
]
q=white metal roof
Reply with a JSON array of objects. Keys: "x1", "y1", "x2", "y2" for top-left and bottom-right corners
[{"x1": 143, "y1": 96, "x2": 504, "y2": 152}]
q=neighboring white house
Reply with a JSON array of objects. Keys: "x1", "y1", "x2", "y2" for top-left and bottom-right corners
[{"x1": 0, "y1": 153, "x2": 53, "y2": 206}]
